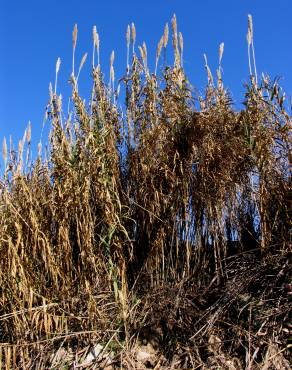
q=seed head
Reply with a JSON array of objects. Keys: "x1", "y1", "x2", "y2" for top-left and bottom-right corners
[
  {"x1": 247, "y1": 14, "x2": 253, "y2": 46},
  {"x1": 2, "y1": 137, "x2": 7, "y2": 164},
  {"x1": 73, "y1": 24, "x2": 78, "y2": 49},
  {"x1": 171, "y1": 14, "x2": 177, "y2": 37},
  {"x1": 56, "y1": 57, "x2": 61, "y2": 75},
  {"x1": 79, "y1": 53, "x2": 88, "y2": 70},
  {"x1": 156, "y1": 36, "x2": 163, "y2": 60},
  {"x1": 248, "y1": 15, "x2": 253, "y2": 38},
  {"x1": 110, "y1": 50, "x2": 115, "y2": 67},
  {"x1": 110, "y1": 65, "x2": 115, "y2": 84},
  {"x1": 131, "y1": 23, "x2": 136, "y2": 45},
  {"x1": 18, "y1": 139, "x2": 24, "y2": 158},
  {"x1": 138, "y1": 45, "x2": 144, "y2": 60},
  {"x1": 179, "y1": 32, "x2": 183, "y2": 53},
  {"x1": 126, "y1": 24, "x2": 130, "y2": 47},
  {"x1": 163, "y1": 23, "x2": 169, "y2": 48},
  {"x1": 49, "y1": 82, "x2": 53, "y2": 100},
  {"x1": 26, "y1": 121, "x2": 31, "y2": 144},
  {"x1": 93, "y1": 26, "x2": 99, "y2": 49},
  {"x1": 219, "y1": 42, "x2": 224, "y2": 65},
  {"x1": 155, "y1": 36, "x2": 164, "y2": 74},
  {"x1": 37, "y1": 142, "x2": 42, "y2": 157},
  {"x1": 142, "y1": 42, "x2": 147, "y2": 59}
]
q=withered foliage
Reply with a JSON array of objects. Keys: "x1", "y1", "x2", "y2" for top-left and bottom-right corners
[{"x1": 0, "y1": 16, "x2": 290, "y2": 369}]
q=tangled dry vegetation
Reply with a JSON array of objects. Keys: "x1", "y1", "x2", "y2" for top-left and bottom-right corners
[{"x1": 0, "y1": 15, "x2": 291, "y2": 369}]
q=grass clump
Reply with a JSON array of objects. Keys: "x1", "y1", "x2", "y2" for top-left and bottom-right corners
[{"x1": 0, "y1": 14, "x2": 291, "y2": 369}]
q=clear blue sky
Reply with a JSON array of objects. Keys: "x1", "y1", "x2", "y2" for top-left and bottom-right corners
[{"x1": 1, "y1": 0, "x2": 291, "y2": 155}]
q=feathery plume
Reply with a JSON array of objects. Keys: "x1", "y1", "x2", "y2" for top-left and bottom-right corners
[
  {"x1": 93, "y1": 26, "x2": 99, "y2": 49},
  {"x1": 143, "y1": 42, "x2": 148, "y2": 71},
  {"x1": 117, "y1": 83, "x2": 121, "y2": 97},
  {"x1": 72, "y1": 24, "x2": 78, "y2": 75},
  {"x1": 179, "y1": 32, "x2": 184, "y2": 67},
  {"x1": 248, "y1": 14, "x2": 253, "y2": 40},
  {"x1": 56, "y1": 57, "x2": 61, "y2": 74},
  {"x1": 2, "y1": 137, "x2": 7, "y2": 165},
  {"x1": 26, "y1": 121, "x2": 31, "y2": 144},
  {"x1": 131, "y1": 23, "x2": 136, "y2": 53},
  {"x1": 179, "y1": 32, "x2": 183, "y2": 53},
  {"x1": 18, "y1": 138, "x2": 24, "y2": 167},
  {"x1": 93, "y1": 26, "x2": 100, "y2": 68},
  {"x1": 57, "y1": 94, "x2": 62, "y2": 112},
  {"x1": 217, "y1": 44, "x2": 224, "y2": 90},
  {"x1": 171, "y1": 14, "x2": 180, "y2": 67},
  {"x1": 49, "y1": 82, "x2": 53, "y2": 101},
  {"x1": 247, "y1": 14, "x2": 257, "y2": 83},
  {"x1": 250, "y1": 15, "x2": 257, "y2": 84},
  {"x1": 73, "y1": 24, "x2": 78, "y2": 49},
  {"x1": 37, "y1": 142, "x2": 42, "y2": 157},
  {"x1": 126, "y1": 24, "x2": 131, "y2": 73},
  {"x1": 110, "y1": 50, "x2": 115, "y2": 90},
  {"x1": 92, "y1": 26, "x2": 99, "y2": 67},
  {"x1": 171, "y1": 14, "x2": 177, "y2": 36},
  {"x1": 219, "y1": 42, "x2": 224, "y2": 65},
  {"x1": 204, "y1": 53, "x2": 213, "y2": 85},
  {"x1": 22, "y1": 128, "x2": 27, "y2": 146},
  {"x1": 138, "y1": 45, "x2": 144, "y2": 60},
  {"x1": 155, "y1": 36, "x2": 164, "y2": 75},
  {"x1": 126, "y1": 24, "x2": 131, "y2": 46},
  {"x1": 77, "y1": 53, "x2": 88, "y2": 81},
  {"x1": 110, "y1": 50, "x2": 115, "y2": 67},
  {"x1": 9, "y1": 135, "x2": 12, "y2": 160},
  {"x1": 55, "y1": 57, "x2": 61, "y2": 94},
  {"x1": 163, "y1": 23, "x2": 169, "y2": 48},
  {"x1": 110, "y1": 65, "x2": 115, "y2": 87}
]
